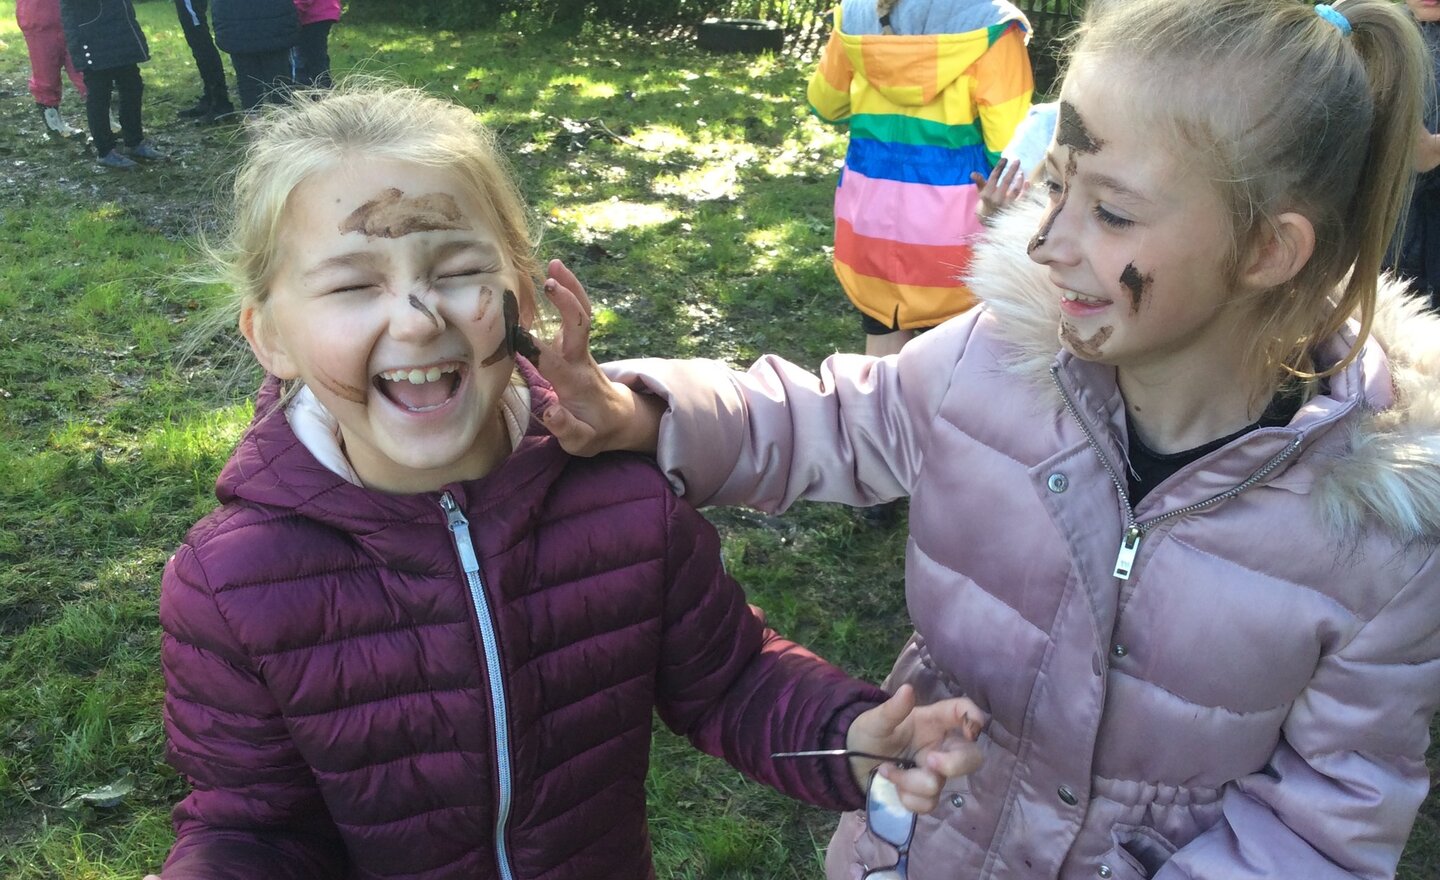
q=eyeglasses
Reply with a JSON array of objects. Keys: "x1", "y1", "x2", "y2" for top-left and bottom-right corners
[
  {"x1": 770, "y1": 750, "x2": 917, "y2": 880},
  {"x1": 862, "y1": 768, "x2": 916, "y2": 880}
]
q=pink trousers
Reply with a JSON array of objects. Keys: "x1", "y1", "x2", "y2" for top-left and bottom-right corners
[{"x1": 19, "y1": 23, "x2": 86, "y2": 106}]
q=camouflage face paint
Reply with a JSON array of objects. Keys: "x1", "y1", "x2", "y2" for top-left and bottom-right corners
[
  {"x1": 1056, "y1": 101, "x2": 1104, "y2": 155},
  {"x1": 1030, "y1": 153, "x2": 1079, "y2": 254},
  {"x1": 1060, "y1": 322, "x2": 1113, "y2": 360},
  {"x1": 314, "y1": 369, "x2": 368, "y2": 405},
  {"x1": 480, "y1": 288, "x2": 540, "y2": 366},
  {"x1": 475, "y1": 285, "x2": 495, "y2": 323},
  {"x1": 338, "y1": 189, "x2": 471, "y2": 239},
  {"x1": 1119, "y1": 263, "x2": 1153, "y2": 314},
  {"x1": 408, "y1": 293, "x2": 439, "y2": 327}
]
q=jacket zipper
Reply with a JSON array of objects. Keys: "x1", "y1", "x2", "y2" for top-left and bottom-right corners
[
  {"x1": 440, "y1": 492, "x2": 516, "y2": 880},
  {"x1": 1049, "y1": 366, "x2": 1303, "y2": 580}
]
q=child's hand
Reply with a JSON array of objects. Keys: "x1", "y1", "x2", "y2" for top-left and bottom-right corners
[
  {"x1": 534, "y1": 259, "x2": 664, "y2": 456},
  {"x1": 971, "y1": 157, "x2": 1027, "y2": 223},
  {"x1": 847, "y1": 684, "x2": 985, "y2": 813}
]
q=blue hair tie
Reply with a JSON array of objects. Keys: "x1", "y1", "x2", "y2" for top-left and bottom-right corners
[{"x1": 1315, "y1": 4, "x2": 1352, "y2": 36}]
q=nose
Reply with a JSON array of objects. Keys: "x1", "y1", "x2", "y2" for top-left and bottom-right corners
[
  {"x1": 1027, "y1": 193, "x2": 1081, "y2": 268},
  {"x1": 389, "y1": 285, "x2": 447, "y2": 340}
]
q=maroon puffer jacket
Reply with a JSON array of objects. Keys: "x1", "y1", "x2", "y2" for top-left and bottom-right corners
[{"x1": 158, "y1": 369, "x2": 884, "y2": 879}]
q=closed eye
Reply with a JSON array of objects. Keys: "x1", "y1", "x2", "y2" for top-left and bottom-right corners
[
  {"x1": 1093, "y1": 204, "x2": 1133, "y2": 229},
  {"x1": 439, "y1": 266, "x2": 500, "y2": 279}
]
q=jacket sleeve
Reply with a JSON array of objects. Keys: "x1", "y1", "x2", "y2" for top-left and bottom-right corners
[
  {"x1": 806, "y1": 8, "x2": 854, "y2": 125},
  {"x1": 158, "y1": 542, "x2": 348, "y2": 880},
  {"x1": 972, "y1": 24, "x2": 1034, "y2": 165},
  {"x1": 651, "y1": 491, "x2": 887, "y2": 811},
  {"x1": 602, "y1": 304, "x2": 984, "y2": 511},
  {"x1": 1156, "y1": 552, "x2": 1440, "y2": 880}
]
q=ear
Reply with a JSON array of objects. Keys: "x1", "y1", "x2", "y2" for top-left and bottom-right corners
[
  {"x1": 239, "y1": 303, "x2": 299, "y2": 380},
  {"x1": 1237, "y1": 212, "x2": 1316, "y2": 292}
]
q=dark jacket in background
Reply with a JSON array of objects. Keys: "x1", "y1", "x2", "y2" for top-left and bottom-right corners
[
  {"x1": 58, "y1": 0, "x2": 149, "y2": 71},
  {"x1": 209, "y1": 0, "x2": 298, "y2": 54}
]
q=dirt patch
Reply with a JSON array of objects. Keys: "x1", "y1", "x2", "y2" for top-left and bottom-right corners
[{"x1": 0, "y1": 75, "x2": 237, "y2": 241}]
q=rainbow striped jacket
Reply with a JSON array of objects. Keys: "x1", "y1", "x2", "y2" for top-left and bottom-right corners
[{"x1": 808, "y1": 1, "x2": 1033, "y2": 329}]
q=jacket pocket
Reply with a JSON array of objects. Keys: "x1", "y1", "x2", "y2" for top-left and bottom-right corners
[{"x1": 1103, "y1": 823, "x2": 1178, "y2": 879}]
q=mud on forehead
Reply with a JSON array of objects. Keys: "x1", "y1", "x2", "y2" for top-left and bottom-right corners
[
  {"x1": 1056, "y1": 101, "x2": 1104, "y2": 155},
  {"x1": 338, "y1": 188, "x2": 472, "y2": 239}
]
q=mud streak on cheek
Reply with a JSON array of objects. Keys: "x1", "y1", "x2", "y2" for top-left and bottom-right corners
[
  {"x1": 408, "y1": 293, "x2": 439, "y2": 326},
  {"x1": 1056, "y1": 101, "x2": 1104, "y2": 154},
  {"x1": 1060, "y1": 322, "x2": 1114, "y2": 359},
  {"x1": 314, "y1": 369, "x2": 368, "y2": 404},
  {"x1": 475, "y1": 286, "x2": 495, "y2": 323},
  {"x1": 480, "y1": 289, "x2": 540, "y2": 366},
  {"x1": 1119, "y1": 263, "x2": 1153, "y2": 313}
]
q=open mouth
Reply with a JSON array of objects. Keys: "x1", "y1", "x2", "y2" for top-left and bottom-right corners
[
  {"x1": 1061, "y1": 289, "x2": 1109, "y2": 306},
  {"x1": 374, "y1": 362, "x2": 464, "y2": 413}
]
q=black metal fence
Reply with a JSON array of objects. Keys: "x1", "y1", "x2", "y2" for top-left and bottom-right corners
[{"x1": 717, "y1": 0, "x2": 1084, "y2": 95}]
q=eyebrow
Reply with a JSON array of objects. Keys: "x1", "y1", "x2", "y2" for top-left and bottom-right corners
[
  {"x1": 302, "y1": 251, "x2": 376, "y2": 280},
  {"x1": 432, "y1": 239, "x2": 503, "y2": 263},
  {"x1": 1082, "y1": 171, "x2": 1152, "y2": 205}
]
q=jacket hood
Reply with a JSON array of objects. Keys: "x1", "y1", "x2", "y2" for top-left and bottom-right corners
[
  {"x1": 833, "y1": 0, "x2": 1028, "y2": 107},
  {"x1": 966, "y1": 197, "x2": 1440, "y2": 542},
  {"x1": 214, "y1": 358, "x2": 564, "y2": 533}
]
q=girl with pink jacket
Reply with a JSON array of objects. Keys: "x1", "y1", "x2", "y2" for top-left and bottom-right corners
[{"x1": 537, "y1": 1, "x2": 1440, "y2": 877}]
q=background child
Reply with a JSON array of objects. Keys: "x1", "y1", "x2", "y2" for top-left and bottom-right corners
[
  {"x1": 210, "y1": 0, "x2": 298, "y2": 111},
  {"x1": 807, "y1": 0, "x2": 1034, "y2": 358},
  {"x1": 58, "y1": 0, "x2": 163, "y2": 168},
  {"x1": 1386, "y1": 0, "x2": 1440, "y2": 311},
  {"x1": 143, "y1": 82, "x2": 984, "y2": 879},
  {"x1": 16, "y1": 0, "x2": 86, "y2": 138},
  {"x1": 172, "y1": 0, "x2": 235, "y2": 124},
  {"x1": 537, "y1": 1, "x2": 1440, "y2": 877},
  {"x1": 292, "y1": 0, "x2": 340, "y2": 89}
]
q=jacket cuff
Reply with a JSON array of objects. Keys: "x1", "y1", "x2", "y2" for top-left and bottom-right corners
[{"x1": 820, "y1": 687, "x2": 888, "y2": 810}]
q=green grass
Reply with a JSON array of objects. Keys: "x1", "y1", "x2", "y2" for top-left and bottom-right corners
[{"x1": 0, "y1": 2, "x2": 1434, "y2": 878}]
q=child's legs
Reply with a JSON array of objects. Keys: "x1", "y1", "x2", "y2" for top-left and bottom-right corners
[
  {"x1": 19, "y1": 24, "x2": 65, "y2": 106},
  {"x1": 231, "y1": 50, "x2": 291, "y2": 110},
  {"x1": 293, "y1": 21, "x2": 333, "y2": 88},
  {"x1": 81, "y1": 68, "x2": 117, "y2": 154},
  {"x1": 859, "y1": 312, "x2": 915, "y2": 357},
  {"x1": 112, "y1": 65, "x2": 145, "y2": 146},
  {"x1": 173, "y1": 0, "x2": 228, "y2": 103}
]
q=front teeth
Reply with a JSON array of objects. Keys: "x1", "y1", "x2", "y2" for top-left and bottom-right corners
[
  {"x1": 380, "y1": 364, "x2": 458, "y2": 384},
  {"x1": 1062, "y1": 290, "x2": 1105, "y2": 304}
]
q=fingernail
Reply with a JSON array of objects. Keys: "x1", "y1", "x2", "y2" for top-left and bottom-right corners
[{"x1": 544, "y1": 279, "x2": 557, "y2": 293}]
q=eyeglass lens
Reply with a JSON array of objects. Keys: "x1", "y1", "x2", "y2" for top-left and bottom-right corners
[{"x1": 862, "y1": 770, "x2": 916, "y2": 880}]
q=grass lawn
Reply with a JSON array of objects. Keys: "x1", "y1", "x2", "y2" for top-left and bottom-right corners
[{"x1": 0, "y1": 1, "x2": 1434, "y2": 877}]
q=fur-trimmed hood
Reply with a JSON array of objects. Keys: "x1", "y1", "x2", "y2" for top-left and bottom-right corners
[{"x1": 966, "y1": 198, "x2": 1440, "y2": 542}]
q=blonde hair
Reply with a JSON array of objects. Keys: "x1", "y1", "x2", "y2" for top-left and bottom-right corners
[
  {"x1": 1068, "y1": 0, "x2": 1426, "y2": 389},
  {"x1": 204, "y1": 78, "x2": 540, "y2": 317}
]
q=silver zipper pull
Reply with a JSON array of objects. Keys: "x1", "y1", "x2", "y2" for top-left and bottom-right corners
[{"x1": 1113, "y1": 526, "x2": 1141, "y2": 580}]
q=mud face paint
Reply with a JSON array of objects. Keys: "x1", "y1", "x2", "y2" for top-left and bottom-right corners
[
  {"x1": 1060, "y1": 322, "x2": 1113, "y2": 359},
  {"x1": 338, "y1": 189, "x2": 471, "y2": 239},
  {"x1": 1057, "y1": 101, "x2": 1104, "y2": 155},
  {"x1": 475, "y1": 286, "x2": 495, "y2": 323},
  {"x1": 314, "y1": 369, "x2": 368, "y2": 405},
  {"x1": 1030, "y1": 153, "x2": 1078, "y2": 254},
  {"x1": 1118, "y1": 263, "x2": 1152, "y2": 313},
  {"x1": 480, "y1": 289, "x2": 540, "y2": 366},
  {"x1": 408, "y1": 293, "x2": 439, "y2": 327}
]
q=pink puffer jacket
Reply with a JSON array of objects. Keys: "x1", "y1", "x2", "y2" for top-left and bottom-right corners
[
  {"x1": 293, "y1": 0, "x2": 340, "y2": 25},
  {"x1": 158, "y1": 366, "x2": 884, "y2": 879},
  {"x1": 605, "y1": 201, "x2": 1440, "y2": 880}
]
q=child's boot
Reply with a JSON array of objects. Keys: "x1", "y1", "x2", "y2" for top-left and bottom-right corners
[
  {"x1": 177, "y1": 96, "x2": 212, "y2": 119},
  {"x1": 125, "y1": 139, "x2": 168, "y2": 161},
  {"x1": 38, "y1": 104, "x2": 83, "y2": 139},
  {"x1": 97, "y1": 149, "x2": 138, "y2": 170}
]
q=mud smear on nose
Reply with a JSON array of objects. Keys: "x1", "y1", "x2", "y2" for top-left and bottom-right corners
[
  {"x1": 1060, "y1": 321, "x2": 1113, "y2": 359},
  {"x1": 315, "y1": 369, "x2": 368, "y2": 404},
  {"x1": 480, "y1": 289, "x2": 540, "y2": 366},
  {"x1": 1119, "y1": 263, "x2": 1152, "y2": 313},
  {"x1": 1030, "y1": 153, "x2": 1078, "y2": 254},
  {"x1": 338, "y1": 189, "x2": 471, "y2": 239},
  {"x1": 408, "y1": 293, "x2": 440, "y2": 327},
  {"x1": 1057, "y1": 101, "x2": 1104, "y2": 154}
]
